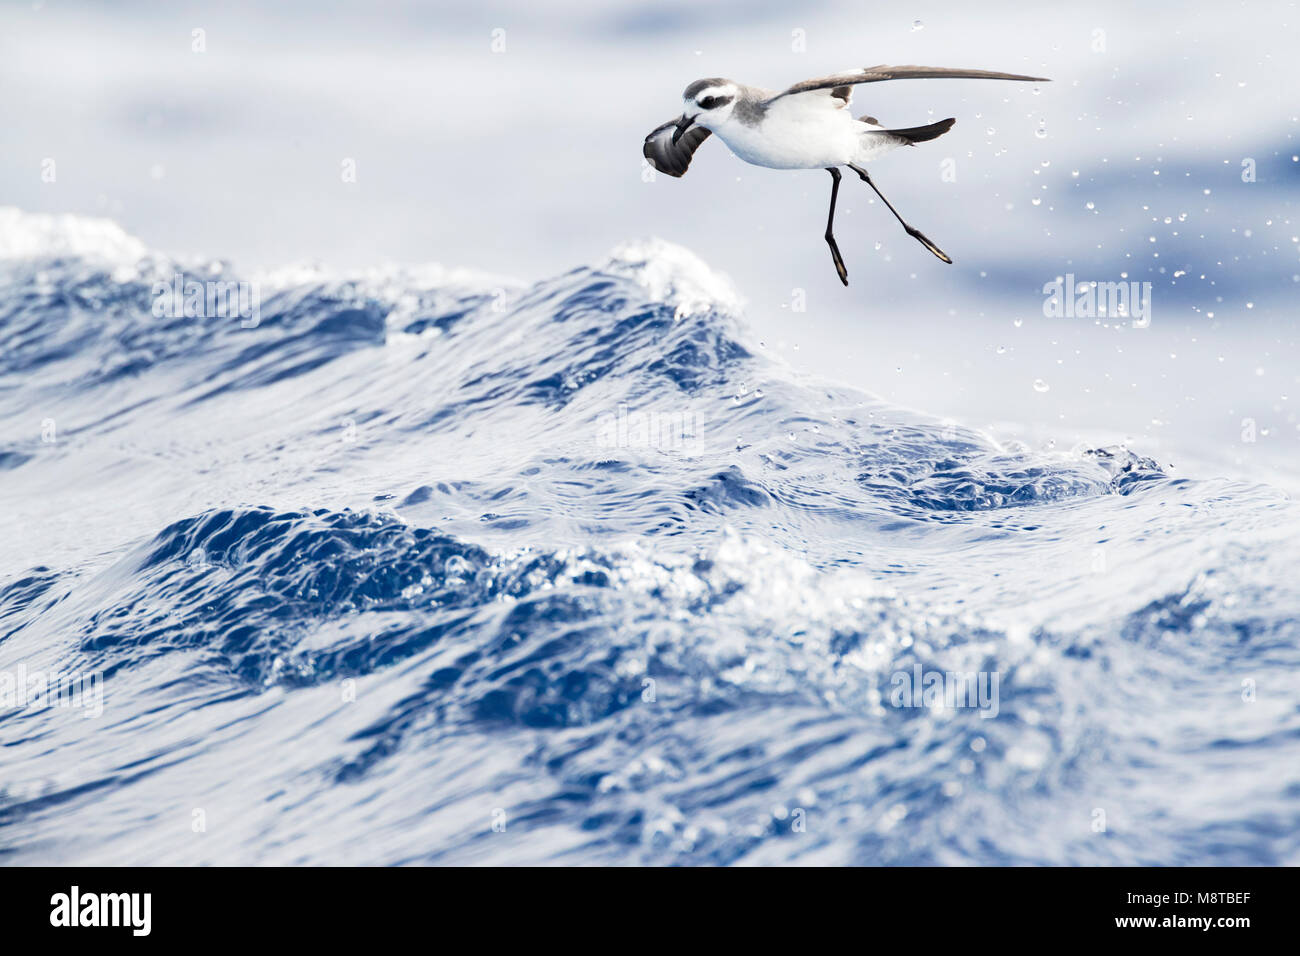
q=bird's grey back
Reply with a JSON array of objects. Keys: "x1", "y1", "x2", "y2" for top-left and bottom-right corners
[{"x1": 732, "y1": 86, "x2": 771, "y2": 126}]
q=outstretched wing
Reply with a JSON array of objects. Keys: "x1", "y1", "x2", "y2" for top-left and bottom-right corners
[
  {"x1": 766, "y1": 65, "x2": 1050, "y2": 105},
  {"x1": 643, "y1": 117, "x2": 712, "y2": 178}
]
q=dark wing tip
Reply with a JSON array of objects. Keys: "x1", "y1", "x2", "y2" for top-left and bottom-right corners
[{"x1": 643, "y1": 120, "x2": 712, "y2": 178}]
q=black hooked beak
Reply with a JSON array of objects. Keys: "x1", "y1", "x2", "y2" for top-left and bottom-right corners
[{"x1": 670, "y1": 114, "x2": 697, "y2": 145}]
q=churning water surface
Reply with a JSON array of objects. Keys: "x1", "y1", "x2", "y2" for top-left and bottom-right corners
[{"x1": 1, "y1": 210, "x2": 1297, "y2": 865}]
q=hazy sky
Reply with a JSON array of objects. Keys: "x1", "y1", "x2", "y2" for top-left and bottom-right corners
[{"x1": 4, "y1": 0, "x2": 1298, "y2": 482}]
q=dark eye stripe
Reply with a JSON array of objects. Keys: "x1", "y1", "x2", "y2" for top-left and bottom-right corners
[{"x1": 698, "y1": 94, "x2": 733, "y2": 110}]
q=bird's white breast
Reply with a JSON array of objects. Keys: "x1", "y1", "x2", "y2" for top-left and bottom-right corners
[{"x1": 710, "y1": 99, "x2": 861, "y2": 170}]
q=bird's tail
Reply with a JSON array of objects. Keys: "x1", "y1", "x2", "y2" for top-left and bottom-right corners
[{"x1": 884, "y1": 117, "x2": 956, "y2": 145}]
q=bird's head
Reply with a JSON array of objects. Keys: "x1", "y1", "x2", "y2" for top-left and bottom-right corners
[{"x1": 673, "y1": 78, "x2": 740, "y2": 142}]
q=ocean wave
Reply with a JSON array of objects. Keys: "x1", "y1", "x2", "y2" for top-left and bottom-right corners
[{"x1": 1, "y1": 208, "x2": 1297, "y2": 865}]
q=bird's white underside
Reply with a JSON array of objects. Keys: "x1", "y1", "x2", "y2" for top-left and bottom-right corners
[{"x1": 702, "y1": 91, "x2": 904, "y2": 170}]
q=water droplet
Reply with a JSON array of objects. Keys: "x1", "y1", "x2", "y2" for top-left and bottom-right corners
[
  {"x1": 1034, "y1": 124, "x2": 1047, "y2": 139},
  {"x1": 911, "y1": 19, "x2": 924, "y2": 31},
  {"x1": 1085, "y1": 201, "x2": 1095, "y2": 210},
  {"x1": 1033, "y1": 378, "x2": 1050, "y2": 392}
]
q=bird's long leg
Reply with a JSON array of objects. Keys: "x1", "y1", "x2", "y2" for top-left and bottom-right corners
[
  {"x1": 824, "y1": 167, "x2": 849, "y2": 286},
  {"x1": 847, "y1": 162, "x2": 952, "y2": 264}
]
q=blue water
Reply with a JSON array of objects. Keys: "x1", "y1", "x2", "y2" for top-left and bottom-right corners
[{"x1": 2, "y1": 217, "x2": 1298, "y2": 865}]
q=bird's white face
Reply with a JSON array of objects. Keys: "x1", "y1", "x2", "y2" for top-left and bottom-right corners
[{"x1": 680, "y1": 81, "x2": 740, "y2": 130}]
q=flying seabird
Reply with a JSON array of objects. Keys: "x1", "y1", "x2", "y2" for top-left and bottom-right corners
[{"x1": 643, "y1": 65, "x2": 1050, "y2": 285}]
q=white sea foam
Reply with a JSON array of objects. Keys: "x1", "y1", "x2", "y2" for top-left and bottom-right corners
[
  {"x1": 0, "y1": 207, "x2": 149, "y2": 263},
  {"x1": 606, "y1": 238, "x2": 743, "y2": 318}
]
